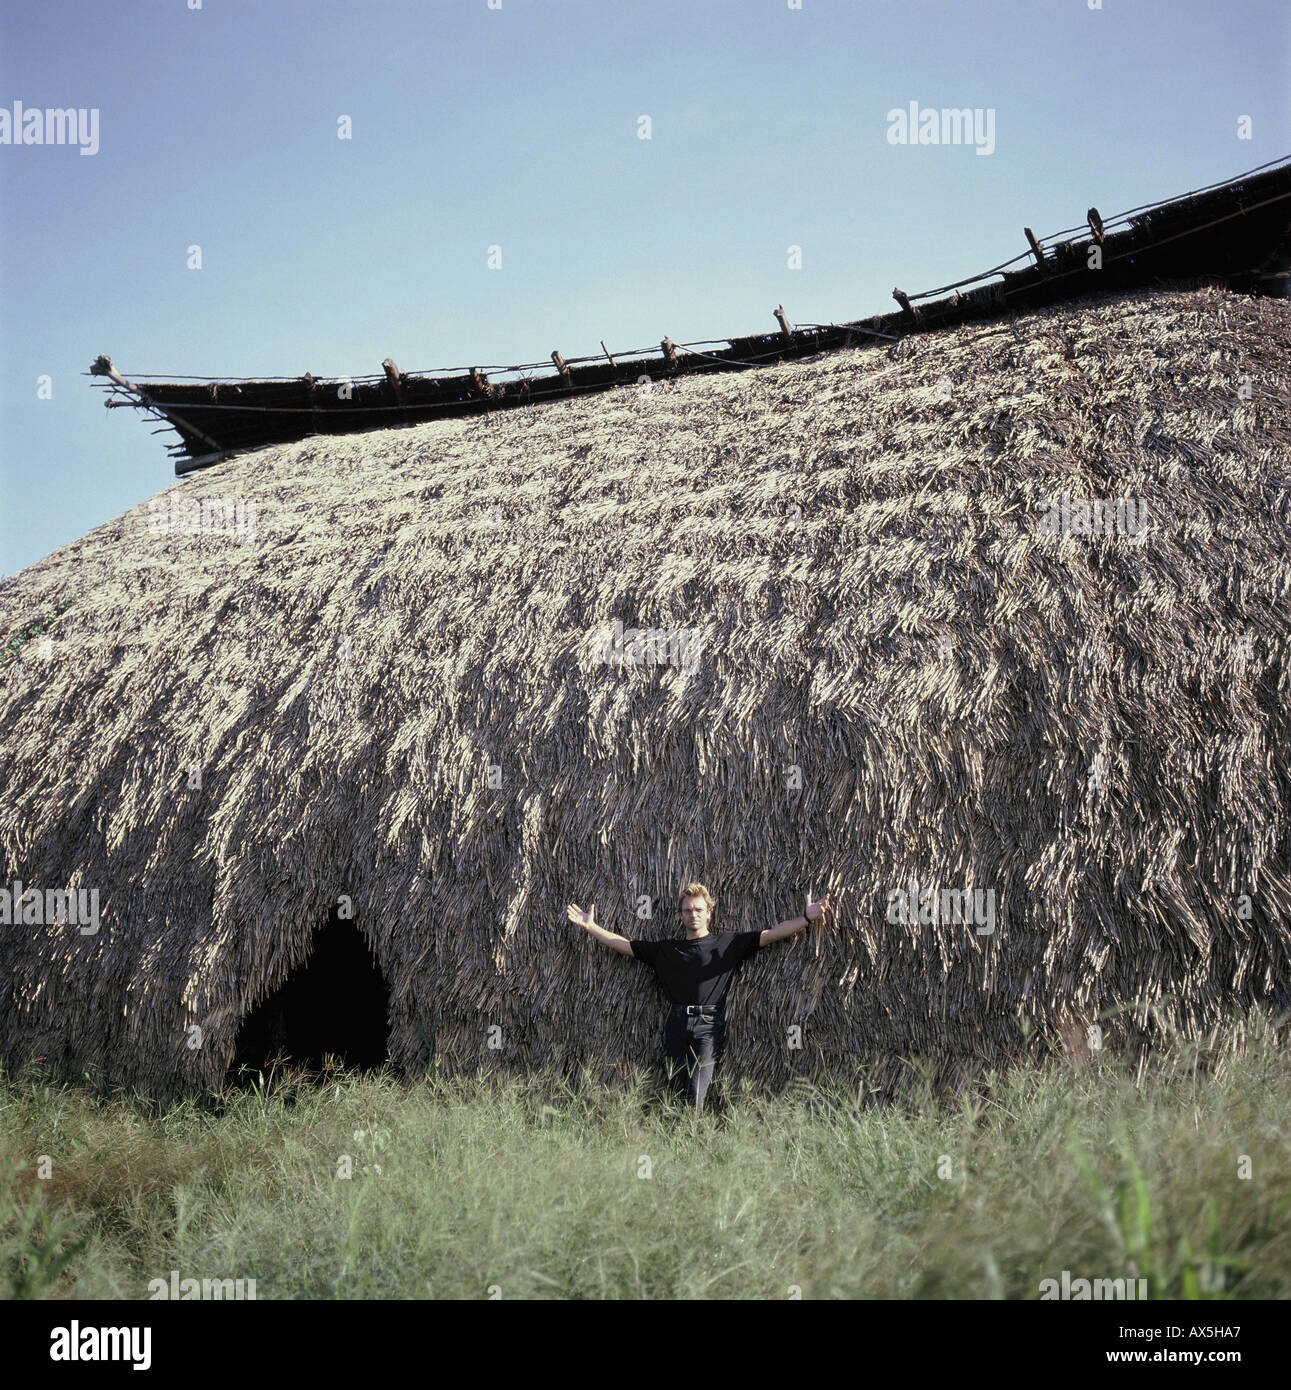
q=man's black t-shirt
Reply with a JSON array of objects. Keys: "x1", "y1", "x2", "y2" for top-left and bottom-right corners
[{"x1": 628, "y1": 930, "x2": 762, "y2": 1008}]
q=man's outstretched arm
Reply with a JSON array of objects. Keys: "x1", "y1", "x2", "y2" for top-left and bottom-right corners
[
  {"x1": 760, "y1": 892, "x2": 832, "y2": 947},
  {"x1": 567, "y1": 902, "x2": 634, "y2": 955}
]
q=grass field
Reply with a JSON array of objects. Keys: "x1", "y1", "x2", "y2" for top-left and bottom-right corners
[{"x1": 3, "y1": 1013, "x2": 1289, "y2": 1300}]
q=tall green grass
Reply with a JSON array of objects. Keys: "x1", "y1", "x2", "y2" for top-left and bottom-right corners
[{"x1": 3, "y1": 1013, "x2": 1288, "y2": 1299}]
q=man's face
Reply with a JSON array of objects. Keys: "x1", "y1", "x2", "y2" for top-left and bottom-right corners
[{"x1": 680, "y1": 895, "x2": 711, "y2": 936}]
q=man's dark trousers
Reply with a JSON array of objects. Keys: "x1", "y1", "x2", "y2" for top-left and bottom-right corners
[{"x1": 663, "y1": 1004, "x2": 726, "y2": 1114}]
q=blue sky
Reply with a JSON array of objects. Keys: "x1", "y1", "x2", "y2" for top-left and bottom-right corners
[{"x1": 1, "y1": 0, "x2": 1287, "y2": 578}]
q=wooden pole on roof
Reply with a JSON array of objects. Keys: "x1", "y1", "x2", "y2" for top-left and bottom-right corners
[
  {"x1": 89, "y1": 354, "x2": 225, "y2": 454},
  {"x1": 601, "y1": 340, "x2": 616, "y2": 369},
  {"x1": 301, "y1": 372, "x2": 319, "y2": 434},
  {"x1": 1087, "y1": 207, "x2": 1106, "y2": 245},
  {"x1": 382, "y1": 357, "x2": 406, "y2": 406},
  {"x1": 1024, "y1": 227, "x2": 1046, "y2": 270},
  {"x1": 551, "y1": 350, "x2": 572, "y2": 387},
  {"x1": 773, "y1": 305, "x2": 792, "y2": 340},
  {"x1": 174, "y1": 450, "x2": 232, "y2": 477},
  {"x1": 660, "y1": 337, "x2": 678, "y2": 370}
]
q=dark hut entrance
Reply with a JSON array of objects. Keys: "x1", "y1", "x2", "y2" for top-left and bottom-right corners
[{"x1": 230, "y1": 913, "x2": 390, "y2": 1077}]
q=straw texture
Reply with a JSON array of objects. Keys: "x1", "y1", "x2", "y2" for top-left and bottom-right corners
[{"x1": 2, "y1": 284, "x2": 1289, "y2": 1099}]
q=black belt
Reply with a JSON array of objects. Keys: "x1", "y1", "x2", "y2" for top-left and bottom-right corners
[{"x1": 672, "y1": 1003, "x2": 722, "y2": 1018}]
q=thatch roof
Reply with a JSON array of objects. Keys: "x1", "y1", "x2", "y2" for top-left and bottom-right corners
[{"x1": 4, "y1": 283, "x2": 1290, "y2": 1100}]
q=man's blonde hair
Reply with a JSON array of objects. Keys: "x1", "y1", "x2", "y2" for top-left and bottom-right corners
[{"x1": 678, "y1": 882, "x2": 715, "y2": 914}]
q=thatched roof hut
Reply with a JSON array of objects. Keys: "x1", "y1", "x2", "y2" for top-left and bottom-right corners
[{"x1": 3, "y1": 284, "x2": 1289, "y2": 1100}]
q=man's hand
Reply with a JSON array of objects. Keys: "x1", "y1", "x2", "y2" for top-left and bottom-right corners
[
  {"x1": 567, "y1": 902, "x2": 634, "y2": 955},
  {"x1": 566, "y1": 902, "x2": 597, "y2": 932},
  {"x1": 805, "y1": 892, "x2": 833, "y2": 924},
  {"x1": 760, "y1": 891, "x2": 834, "y2": 947}
]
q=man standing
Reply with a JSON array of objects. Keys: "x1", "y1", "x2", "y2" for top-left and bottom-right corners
[{"x1": 566, "y1": 882, "x2": 832, "y2": 1116}]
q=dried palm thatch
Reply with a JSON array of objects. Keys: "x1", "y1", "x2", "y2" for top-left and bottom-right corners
[{"x1": 2, "y1": 284, "x2": 1289, "y2": 1102}]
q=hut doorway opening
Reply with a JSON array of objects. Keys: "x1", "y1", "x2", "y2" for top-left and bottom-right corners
[{"x1": 229, "y1": 913, "x2": 390, "y2": 1078}]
